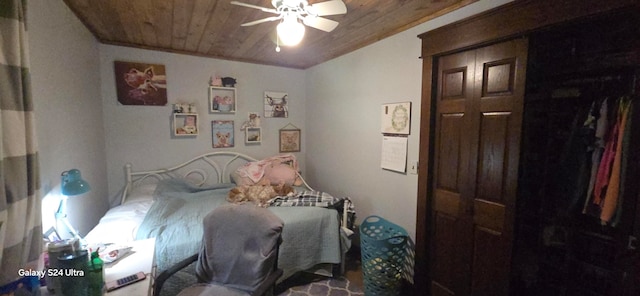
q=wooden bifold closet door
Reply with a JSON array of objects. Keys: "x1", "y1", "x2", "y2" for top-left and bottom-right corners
[{"x1": 430, "y1": 38, "x2": 528, "y2": 296}]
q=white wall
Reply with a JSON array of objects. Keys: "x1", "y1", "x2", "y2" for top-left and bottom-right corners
[
  {"x1": 99, "y1": 46, "x2": 307, "y2": 205},
  {"x1": 28, "y1": 0, "x2": 109, "y2": 236},
  {"x1": 305, "y1": 0, "x2": 514, "y2": 239}
]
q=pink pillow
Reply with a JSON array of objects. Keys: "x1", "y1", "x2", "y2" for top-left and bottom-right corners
[
  {"x1": 264, "y1": 163, "x2": 302, "y2": 186},
  {"x1": 230, "y1": 171, "x2": 253, "y2": 186},
  {"x1": 231, "y1": 154, "x2": 303, "y2": 186},
  {"x1": 231, "y1": 170, "x2": 269, "y2": 186}
]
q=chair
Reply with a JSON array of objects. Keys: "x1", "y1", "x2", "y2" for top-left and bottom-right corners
[{"x1": 154, "y1": 204, "x2": 284, "y2": 296}]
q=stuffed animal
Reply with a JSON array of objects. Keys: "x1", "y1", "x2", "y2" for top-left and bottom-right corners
[
  {"x1": 210, "y1": 76, "x2": 223, "y2": 87},
  {"x1": 221, "y1": 77, "x2": 237, "y2": 87},
  {"x1": 182, "y1": 115, "x2": 197, "y2": 134},
  {"x1": 249, "y1": 113, "x2": 261, "y2": 127},
  {"x1": 227, "y1": 183, "x2": 295, "y2": 207},
  {"x1": 231, "y1": 155, "x2": 303, "y2": 186}
]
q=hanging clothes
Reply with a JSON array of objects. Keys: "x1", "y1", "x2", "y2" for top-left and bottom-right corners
[
  {"x1": 601, "y1": 99, "x2": 632, "y2": 224},
  {"x1": 582, "y1": 98, "x2": 608, "y2": 214},
  {"x1": 611, "y1": 101, "x2": 633, "y2": 226},
  {"x1": 592, "y1": 99, "x2": 621, "y2": 207},
  {"x1": 561, "y1": 101, "x2": 596, "y2": 215}
]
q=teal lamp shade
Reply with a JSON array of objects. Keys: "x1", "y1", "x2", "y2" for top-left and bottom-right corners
[{"x1": 61, "y1": 169, "x2": 91, "y2": 196}]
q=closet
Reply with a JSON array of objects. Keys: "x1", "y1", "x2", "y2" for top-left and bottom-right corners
[
  {"x1": 414, "y1": 1, "x2": 640, "y2": 295},
  {"x1": 512, "y1": 13, "x2": 640, "y2": 295}
]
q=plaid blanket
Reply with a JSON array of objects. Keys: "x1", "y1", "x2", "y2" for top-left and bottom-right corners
[{"x1": 269, "y1": 191, "x2": 356, "y2": 229}]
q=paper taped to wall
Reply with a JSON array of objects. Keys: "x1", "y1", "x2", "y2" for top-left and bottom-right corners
[{"x1": 381, "y1": 136, "x2": 407, "y2": 173}]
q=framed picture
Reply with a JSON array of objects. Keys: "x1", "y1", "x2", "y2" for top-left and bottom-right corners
[
  {"x1": 381, "y1": 102, "x2": 411, "y2": 135},
  {"x1": 264, "y1": 91, "x2": 288, "y2": 118},
  {"x1": 212, "y1": 120, "x2": 234, "y2": 148},
  {"x1": 173, "y1": 114, "x2": 198, "y2": 136},
  {"x1": 279, "y1": 129, "x2": 301, "y2": 152},
  {"x1": 210, "y1": 86, "x2": 236, "y2": 113},
  {"x1": 245, "y1": 127, "x2": 262, "y2": 144},
  {"x1": 114, "y1": 61, "x2": 167, "y2": 106}
]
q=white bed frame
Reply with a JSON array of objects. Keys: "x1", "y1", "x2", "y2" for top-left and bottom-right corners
[{"x1": 121, "y1": 151, "x2": 351, "y2": 238}]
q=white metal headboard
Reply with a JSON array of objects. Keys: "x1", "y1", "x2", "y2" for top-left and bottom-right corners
[
  {"x1": 121, "y1": 151, "x2": 315, "y2": 205},
  {"x1": 121, "y1": 151, "x2": 350, "y2": 258},
  {"x1": 121, "y1": 151, "x2": 258, "y2": 205}
]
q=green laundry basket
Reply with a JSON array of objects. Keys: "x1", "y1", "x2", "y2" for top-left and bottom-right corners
[{"x1": 360, "y1": 215, "x2": 408, "y2": 296}]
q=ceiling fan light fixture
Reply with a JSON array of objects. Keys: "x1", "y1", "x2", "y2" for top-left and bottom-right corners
[
  {"x1": 232, "y1": 0, "x2": 346, "y2": 49},
  {"x1": 277, "y1": 15, "x2": 305, "y2": 46}
]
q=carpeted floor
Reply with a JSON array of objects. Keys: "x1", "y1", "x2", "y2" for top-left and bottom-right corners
[
  {"x1": 277, "y1": 275, "x2": 364, "y2": 296},
  {"x1": 160, "y1": 267, "x2": 365, "y2": 296}
]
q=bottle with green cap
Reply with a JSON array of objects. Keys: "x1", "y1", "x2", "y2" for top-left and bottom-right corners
[{"x1": 88, "y1": 249, "x2": 105, "y2": 295}]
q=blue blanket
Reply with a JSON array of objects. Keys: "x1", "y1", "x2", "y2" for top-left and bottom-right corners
[{"x1": 135, "y1": 179, "x2": 344, "y2": 281}]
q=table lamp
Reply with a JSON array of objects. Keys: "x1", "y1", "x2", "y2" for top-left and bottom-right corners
[{"x1": 56, "y1": 169, "x2": 91, "y2": 240}]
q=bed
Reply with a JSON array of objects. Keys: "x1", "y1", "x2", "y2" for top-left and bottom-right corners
[{"x1": 84, "y1": 152, "x2": 354, "y2": 286}]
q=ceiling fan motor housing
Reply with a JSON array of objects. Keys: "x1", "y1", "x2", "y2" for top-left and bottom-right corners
[
  {"x1": 273, "y1": 0, "x2": 315, "y2": 18},
  {"x1": 231, "y1": 0, "x2": 346, "y2": 33}
]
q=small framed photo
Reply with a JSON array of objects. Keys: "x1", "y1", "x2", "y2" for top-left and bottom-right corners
[
  {"x1": 245, "y1": 127, "x2": 262, "y2": 144},
  {"x1": 279, "y1": 129, "x2": 301, "y2": 152},
  {"x1": 209, "y1": 86, "x2": 236, "y2": 113},
  {"x1": 212, "y1": 120, "x2": 234, "y2": 148},
  {"x1": 173, "y1": 113, "x2": 198, "y2": 136}
]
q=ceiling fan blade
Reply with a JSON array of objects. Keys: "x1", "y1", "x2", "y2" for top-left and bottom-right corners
[
  {"x1": 230, "y1": 1, "x2": 278, "y2": 14},
  {"x1": 308, "y1": 0, "x2": 347, "y2": 16},
  {"x1": 302, "y1": 16, "x2": 339, "y2": 32},
  {"x1": 241, "y1": 16, "x2": 282, "y2": 26}
]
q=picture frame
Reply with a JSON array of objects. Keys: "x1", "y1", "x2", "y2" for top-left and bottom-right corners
[
  {"x1": 279, "y1": 129, "x2": 301, "y2": 152},
  {"x1": 173, "y1": 113, "x2": 198, "y2": 136},
  {"x1": 381, "y1": 101, "x2": 411, "y2": 135},
  {"x1": 209, "y1": 86, "x2": 236, "y2": 113},
  {"x1": 212, "y1": 120, "x2": 234, "y2": 148},
  {"x1": 245, "y1": 127, "x2": 262, "y2": 144},
  {"x1": 264, "y1": 91, "x2": 288, "y2": 118},
  {"x1": 114, "y1": 61, "x2": 168, "y2": 106}
]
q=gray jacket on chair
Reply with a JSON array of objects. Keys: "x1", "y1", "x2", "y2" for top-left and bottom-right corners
[{"x1": 195, "y1": 204, "x2": 284, "y2": 294}]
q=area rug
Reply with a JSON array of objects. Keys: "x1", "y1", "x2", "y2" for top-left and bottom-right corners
[
  {"x1": 277, "y1": 276, "x2": 365, "y2": 296},
  {"x1": 159, "y1": 267, "x2": 365, "y2": 296}
]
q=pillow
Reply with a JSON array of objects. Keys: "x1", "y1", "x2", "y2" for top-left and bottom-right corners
[
  {"x1": 230, "y1": 170, "x2": 251, "y2": 186},
  {"x1": 126, "y1": 183, "x2": 157, "y2": 203},
  {"x1": 231, "y1": 154, "x2": 304, "y2": 186},
  {"x1": 231, "y1": 170, "x2": 269, "y2": 186},
  {"x1": 264, "y1": 163, "x2": 303, "y2": 186},
  {"x1": 231, "y1": 163, "x2": 302, "y2": 186}
]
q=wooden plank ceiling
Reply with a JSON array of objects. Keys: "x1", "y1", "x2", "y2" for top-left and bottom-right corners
[{"x1": 63, "y1": 0, "x2": 479, "y2": 69}]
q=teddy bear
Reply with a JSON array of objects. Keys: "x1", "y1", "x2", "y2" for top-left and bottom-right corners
[{"x1": 227, "y1": 183, "x2": 295, "y2": 207}]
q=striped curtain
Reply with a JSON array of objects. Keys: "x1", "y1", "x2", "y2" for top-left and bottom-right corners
[{"x1": 0, "y1": 0, "x2": 42, "y2": 285}]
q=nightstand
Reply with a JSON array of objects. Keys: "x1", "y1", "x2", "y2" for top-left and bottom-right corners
[
  {"x1": 104, "y1": 238, "x2": 156, "y2": 295},
  {"x1": 40, "y1": 238, "x2": 156, "y2": 296}
]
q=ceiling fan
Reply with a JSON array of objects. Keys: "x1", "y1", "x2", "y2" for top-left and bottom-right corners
[{"x1": 230, "y1": 0, "x2": 347, "y2": 50}]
